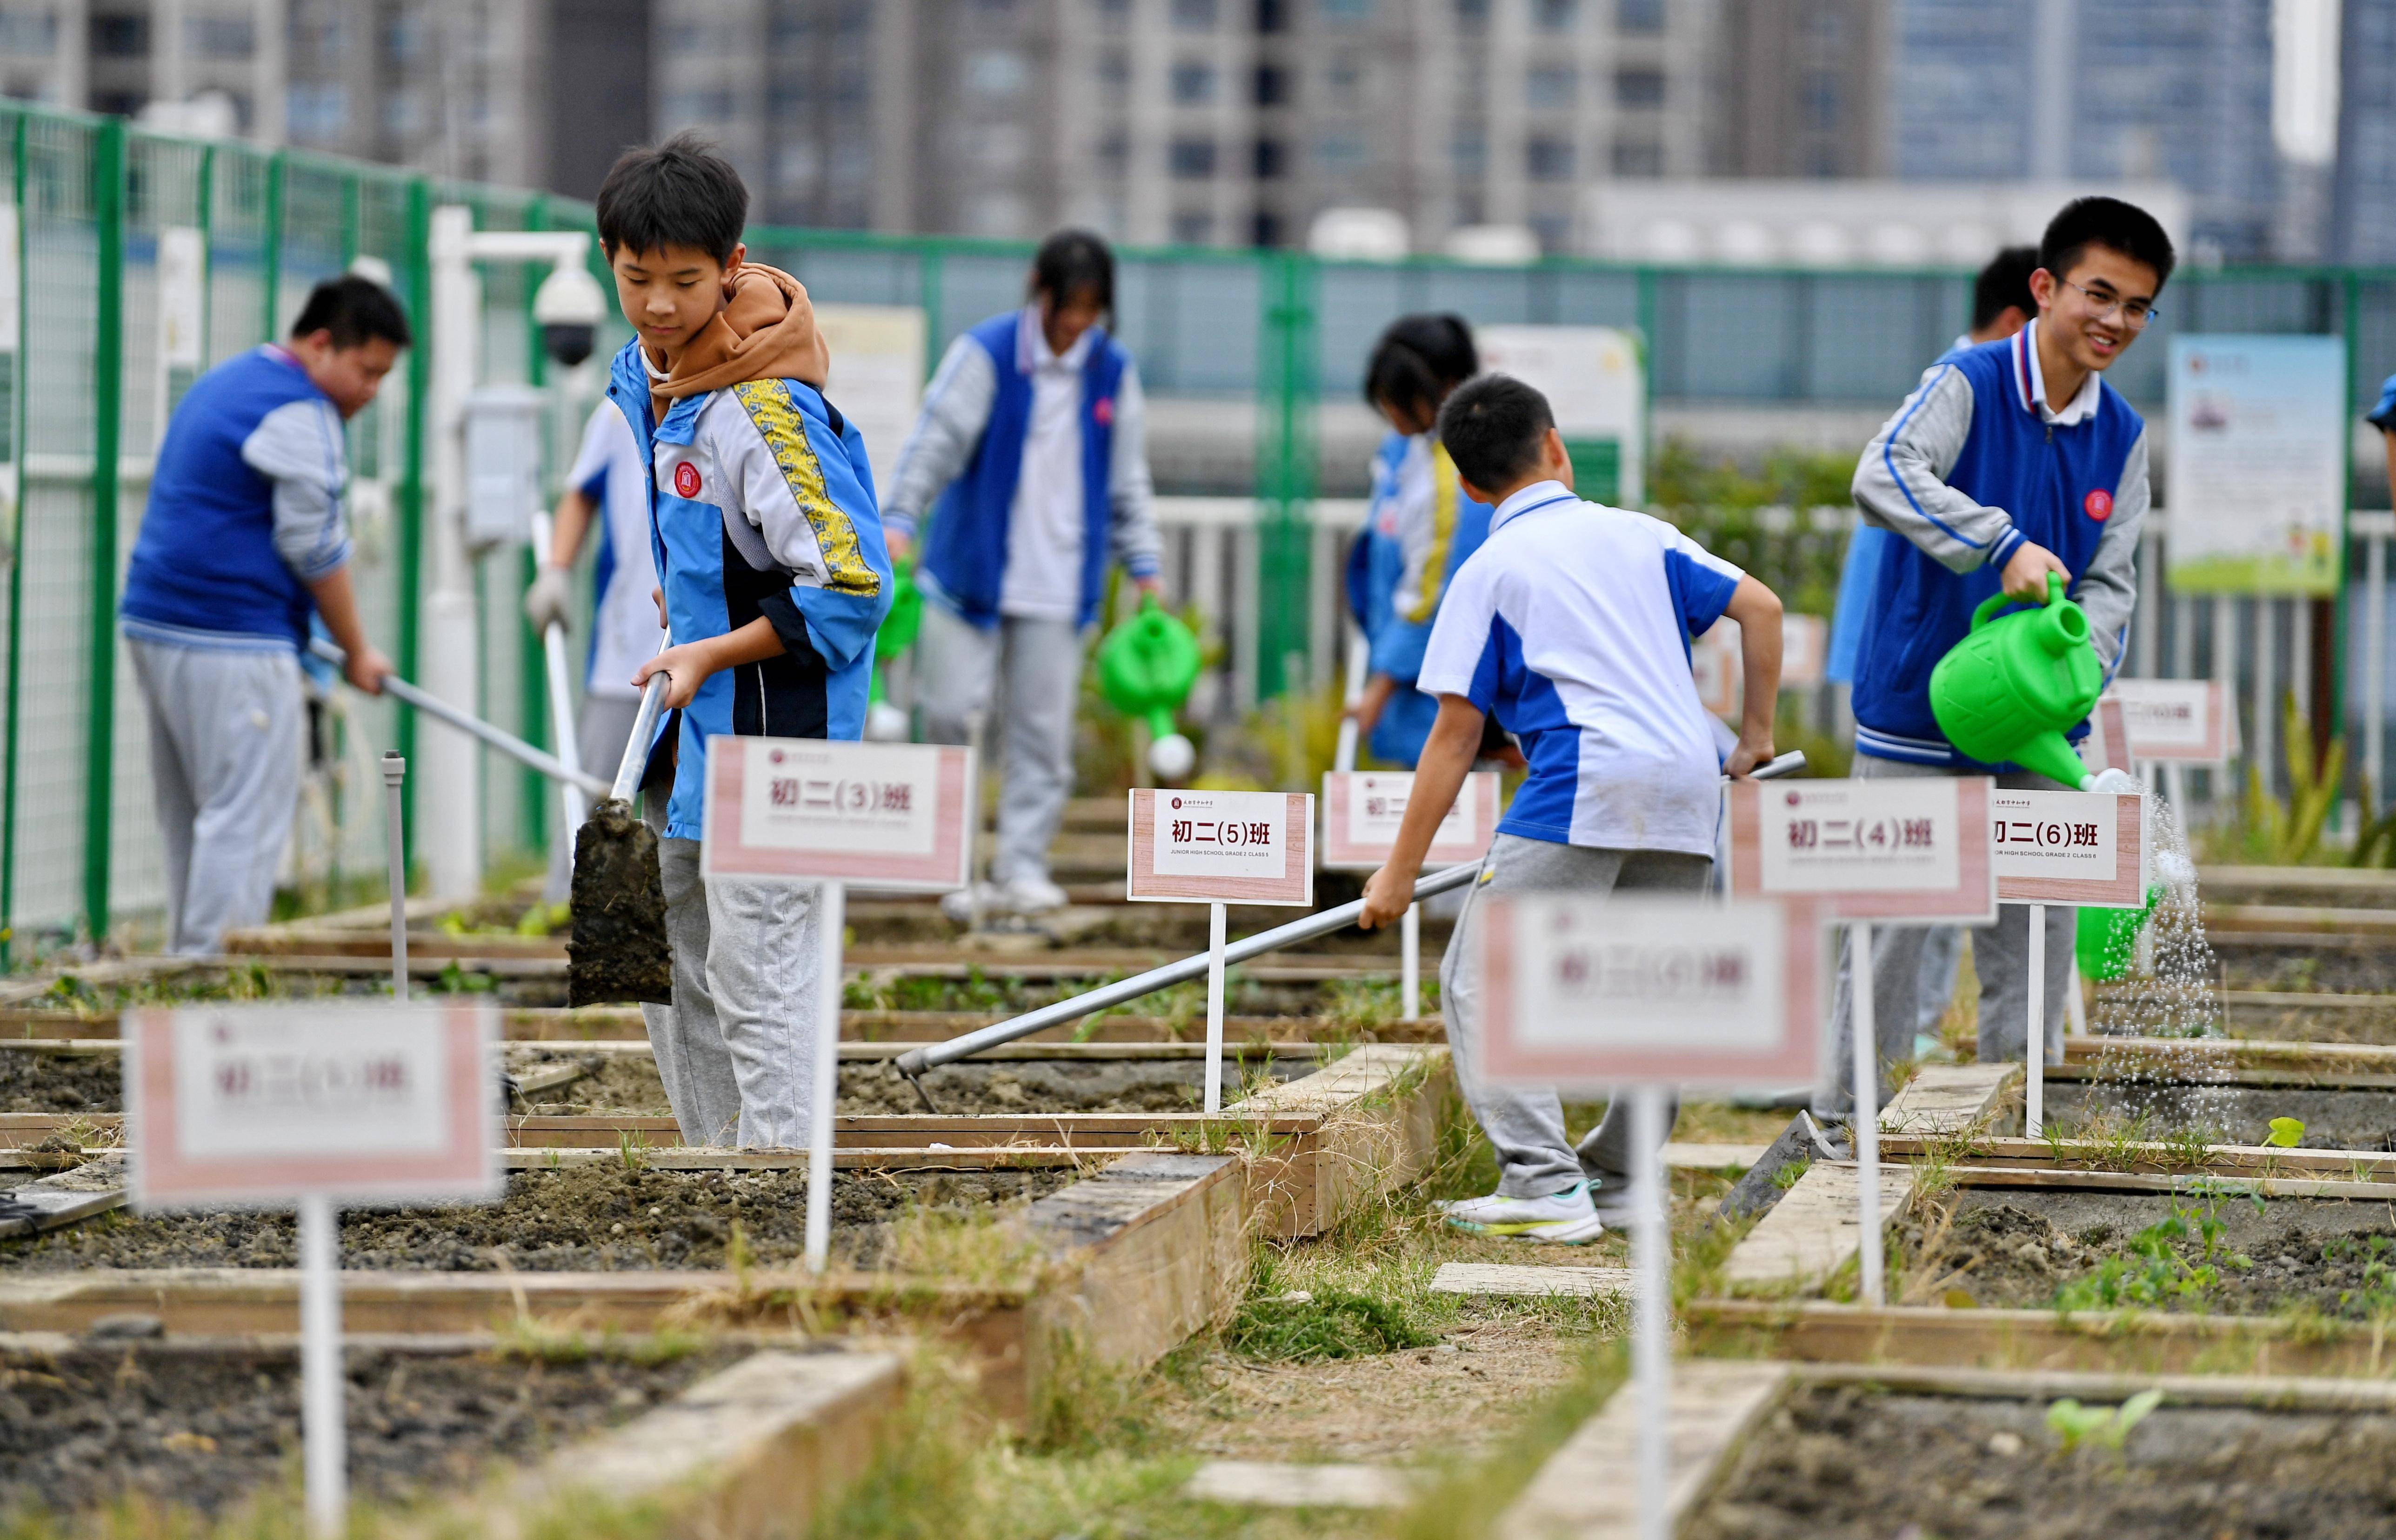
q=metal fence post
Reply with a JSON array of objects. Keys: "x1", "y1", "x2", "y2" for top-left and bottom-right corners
[
  {"x1": 395, "y1": 176, "x2": 432, "y2": 875},
  {"x1": 260, "y1": 148, "x2": 285, "y2": 337},
  {"x1": 1254, "y1": 251, "x2": 1316, "y2": 703},
  {"x1": 81, "y1": 120, "x2": 126, "y2": 941},
  {"x1": 0, "y1": 110, "x2": 26, "y2": 966}
]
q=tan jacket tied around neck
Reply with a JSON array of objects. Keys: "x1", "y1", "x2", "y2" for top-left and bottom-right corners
[{"x1": 645, "y1": 263, "x2": 830, "y2": 422}]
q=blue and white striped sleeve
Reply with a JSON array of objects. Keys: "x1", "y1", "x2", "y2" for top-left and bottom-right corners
[
  {"x1": 1643, "y1": 516, "x2": 1744, "y2": 638},
  {"x1": 1852, "y1": 364, "x2": 2024, "y2": 573},
  {"x1": 242, "y1": 398, "x2": 350, "y2": 583}
]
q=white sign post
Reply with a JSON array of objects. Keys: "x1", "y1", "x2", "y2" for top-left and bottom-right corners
[
  {"x1": 127, "y1": 1002, "x2": 503, "y2": 1539},
  {"x1": 1477, "y1": 894, "x2": 1824, "y2": 1540},
  {"x1": 1129, "y1": 789, "x2": 1314, "y2": 1110},
  {"x1": 1726, "y1": 778, "x2": 1997, "y2": 1306},
  {"x1": 1989, "y1": 789, "x2": 2148, "y2": 1135},
  {"x1": 1321, "y1": 771, "x2": 1500, "y2": 1019},
  {"x1": 703, "y1": 738, "x2": 975, "y2": 1268}
]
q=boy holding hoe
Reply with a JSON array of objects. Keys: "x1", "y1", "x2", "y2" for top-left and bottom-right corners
[
  {"x1": 1359, "y1": 375, "x2": 1785, "y2": 1241},
  {"x1": 596, "y1": 134, "x2": 894, "y2": 1148},
  {"x1": 1821, "y1": 196, "x2": 2171, "y2": 1127}
]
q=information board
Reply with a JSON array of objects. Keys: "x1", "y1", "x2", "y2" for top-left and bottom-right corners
[
  {"x1": 813, "y1": 304, "x2": 928, "y2": 499},
  {"x1": 1128, "y1": 789, "x2": 1313, "y2": 905},
  {"x1": 702, "y1": 738, "x2": 974, "y2": 892},
  {"x1": 2105, "y1": 679, "x2": 2238, "y2": 762},
  {"x1": 1726, "y1": 777, "x2": 1997, "y2": 924},
  {"x1": 128, "y1": 1003, "x2": 501, "y2": 1207},
  {"x1": 2166, "y1": 334, "x2": 2348, "y2": 596},
  {"x1": 1476, "y1": 895, "x2": 1824, "y2": 1093},
  {"x1": 1319, "y1": 771, "x2": 1500, "y2": 870}
]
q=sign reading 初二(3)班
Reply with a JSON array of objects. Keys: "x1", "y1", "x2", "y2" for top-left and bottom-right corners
[
  {"x1": 1726, "y1": 777, "x2": 1997, "y2": 925},
  {"x1": 1127, "y1": 788, "x2": 1313, "y2": 906},
  {"x1": 701, "y1": 737, "x2": 974, "y2": 892}
]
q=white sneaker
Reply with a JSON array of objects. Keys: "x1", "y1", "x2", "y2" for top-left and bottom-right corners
[
  {"x1": 939, "y1": 882, "x2": 1004, "y2": 925},
  {"x1": 1000, "y1": 874, "x2": 1069, "y2": 915},
  {"x1": 1437, "y1": 1183, "x2": 1606, "y2": 1244}
]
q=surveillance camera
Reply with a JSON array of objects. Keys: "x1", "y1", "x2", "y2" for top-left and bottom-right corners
[{"x1": 532, "y1": 260, "x2": 608, "y2": 367}]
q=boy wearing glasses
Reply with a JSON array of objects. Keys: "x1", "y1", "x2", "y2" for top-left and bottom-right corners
[{"x1": 1821, "y1": 196, "x2": 2173, "y2": 1123}]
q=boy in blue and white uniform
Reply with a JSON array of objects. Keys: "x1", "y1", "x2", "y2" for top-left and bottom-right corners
[
  {"x1": 119, "y1": 275, "x2": 408, "y2": 954},
  {"x1": 883, "y1": 231, "x2": 1162, "y2": 920},
  {"x1": 526, "y1": 396, "x2": 659, "y2": 899},
  {"x1": 597, "y1": 134, "x2": 893, "y2": 1149},
  {"x1": 1824, "y1": 197, "x2": 2170, "y2": 1121},
  {"x1": 1359, "y1": 375, "x2": 1785, "y2": 1242}
]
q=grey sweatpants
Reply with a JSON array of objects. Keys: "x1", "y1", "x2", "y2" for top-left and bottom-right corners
[
  {"x1": 130, "y1": 637, "x2": 304, "y2": 956},
  {"x1": 915, "y1": 603, "x2": 1083, "y2": 887},
  {"x1": 1814, "y1": 754, "x2": 2075, "y2": 1119},
  {"x1": 544, "y1": 692, "x2": 642, "y2": 902},
  {"x1": 1441, "y1": 833, "x2": 1708, "y2": 1199},
  {"x1": 640, "y1": 791, "x2": 826, "y2": 1148}
]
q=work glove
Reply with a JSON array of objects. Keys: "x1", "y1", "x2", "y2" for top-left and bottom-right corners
[{"x1": 524, "y1": 564, "x2": 572, "y2": 634}]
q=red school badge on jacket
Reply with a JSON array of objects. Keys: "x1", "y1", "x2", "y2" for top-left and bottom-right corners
[
  {"x1": 2083, "y1": 489, "x2": 2113, "y2": 521},
  {"x1": 674, "y1": 461, "x2": 702, "y2": 499},
  {"x1": 1093, "y1": 396, "x2": 1114, "y2": 427}
]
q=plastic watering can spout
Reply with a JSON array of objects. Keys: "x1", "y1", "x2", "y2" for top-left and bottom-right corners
[{"x1": 1929, "y1": 572, "x2": 2112, "y2": 792}]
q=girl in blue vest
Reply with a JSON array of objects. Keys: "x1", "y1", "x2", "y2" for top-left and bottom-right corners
[
  {"x1": 884, "y1": 231, "x2": 1163, "y2": 920},
  {"x1": 1343, "y1": 314, "x2": 1495, "y2": 768}
]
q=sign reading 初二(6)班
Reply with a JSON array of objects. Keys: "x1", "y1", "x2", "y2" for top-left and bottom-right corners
[
  {"x1": 1319, "y1": 771, "x2": 1499, "y2": 870},
  {"x1": 1989, "y1": 789, "x2": 2147, "y2": 907},
  {"x1": 1726, "y1": 777, "x2": 1997, "y2": 925},
  {"x1": 1127, "y1": 788, "x2": 1313, "y2": 906},
  {"x1": 1475, "y1": 894, "x2": 1825, "y2": 1094},
  {"x1": 702, "y1": 737, "x2": 974, "y2": 892}
]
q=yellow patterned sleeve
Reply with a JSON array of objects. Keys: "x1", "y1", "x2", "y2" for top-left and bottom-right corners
[
  {"x1": 730, "y1": 379, "x2": 882, "y2": 598},
  {"x1": 1406, "y1": 443, "x2": 1461, "y2": 624}
]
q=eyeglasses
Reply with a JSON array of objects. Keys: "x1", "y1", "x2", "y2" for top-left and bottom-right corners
[{"x1": 2059, "y1": 277, "x2": 2159, "y2": 328}]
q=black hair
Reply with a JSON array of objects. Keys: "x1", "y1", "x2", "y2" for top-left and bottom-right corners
[
  {"x1": 289, "y1": 273, "x2": 411, "y2": 351},
  {"x1": 1363, "y1": 313, "x2": 1479, "y2": 423},
  {"x1": 1437, "y1": 373, "x2": 1554, "y2": 493},
  {"x1": 1029, "y1": 229, "x2": 1115, "y2": 320},
  {"x1": 595, "y1": 132, "x2": 748, "y2": 263},
  {"x1": 2039, "y1": 197, "x2": 2175, "y2": 294},
  {"x1": 1971, "y1": 246, "x2": 2039, "y2": 333}
]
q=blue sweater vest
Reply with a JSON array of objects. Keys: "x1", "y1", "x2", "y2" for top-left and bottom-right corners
[
  {"x1": 120, "y1": 347, "x2": 333, "y2": 648},
  {"x1": 920, "y1": 312, "x2": 1127, "y2": 629},
  {"x1": 1850, "y1": 338, "x2": 2143, "y2": 763}
]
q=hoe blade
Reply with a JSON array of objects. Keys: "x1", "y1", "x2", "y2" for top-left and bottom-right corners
[{"x1": 567, "y1": 799, "x2": 672, "y2": 1006}]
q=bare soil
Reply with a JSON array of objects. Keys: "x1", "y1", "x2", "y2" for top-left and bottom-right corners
[
  {"x1": 0, "y1": 1052, "x2": 115, "y2": 1113},
  {"x1": 1901, "y1": 1187, "x2": 2396, "y2": 1319},
  {"x1": 2222, "y1": 945, "x2": 2396, "y2": 995},
  {"x1": 2045, "y1": 1079, "x2": 2396, "y2": 1151},
  {"x1": 0, "y1": 1338, "x2": 741, "y2": 1522},
  {"x1": 1683, "y1": 1382, "x2": 2396, "y2": 1540},
  {"x1": 0, "y1": 1165, "x2": 1071, "y2": 1273}
]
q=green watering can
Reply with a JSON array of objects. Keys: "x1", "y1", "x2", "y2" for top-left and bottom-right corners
[
  {"x1": 1097, "y1": 594, "x2": 1202, "y2": 780},
  {"x1": 864, "y1": 567, "x2": 923, "y2": 741},
  {"x1": 1929, "y1": 573, "x2": 2130, "y2": 793}
]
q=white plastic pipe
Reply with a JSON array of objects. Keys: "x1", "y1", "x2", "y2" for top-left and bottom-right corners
[
  {"x1": 1334, "y1": 622, "x2": 1368, "y2": 773},
  {"x1": 1203, "y1": 901, "x2": 1228, "y2": 1114},
  {"x1": 1852, "y1": 918, "x2": 1883, "y2": 1307},
  {"x1": 530, "y1": 509, "x2": 588, "y2": 836},
  {"x1": 1400, "y1": 899, "x2": 1421, "y2": 1020},
  {"x1": 298, "y1": 1193, "x2": 345, "y2": 1539},
  {"x1": 805, "y1": 880, "x2": 845, "y2": 1273},
  {"x1": 2026, "y1": 902, "x2": 2046, "y2": 1138},
  {"x1": 1631, "y1": 1084, "x2": 1671, "y2": 1540}
]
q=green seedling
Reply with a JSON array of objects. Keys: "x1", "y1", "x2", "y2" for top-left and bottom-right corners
[
  {"x1": 2046, "y1": 1388, "x2": 2162, "y2": 1453},
  {"x1": 2265, "y1": 1116, "x2": 2306, "y2": 1148},
  {"x1": 618, "y1": 1128, "x2": 649, "y2": 1174}
]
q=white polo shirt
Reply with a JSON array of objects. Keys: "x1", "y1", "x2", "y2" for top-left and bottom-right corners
[{"x1": 1418, "y1": 480, "x2": 1744, "y2": 856}]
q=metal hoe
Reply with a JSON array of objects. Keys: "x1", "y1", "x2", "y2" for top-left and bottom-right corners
[
  {"x1": 892, "y1": 750, "x2": 1808, "y2": 1104},
  {"x1": 309, "y1": 638, "x2": 607, "y2": 798}
]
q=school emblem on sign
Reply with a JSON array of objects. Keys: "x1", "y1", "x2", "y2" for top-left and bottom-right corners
[{"x1": 673, "y1": 461, "x2": 702, "y2": 498}]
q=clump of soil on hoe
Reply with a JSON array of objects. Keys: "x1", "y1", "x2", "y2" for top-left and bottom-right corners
[{"x1": 0, "y1": 1165, "x2": 1069, "y2": 1273}]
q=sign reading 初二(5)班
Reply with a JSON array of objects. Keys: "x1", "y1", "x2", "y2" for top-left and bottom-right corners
[
  {"x1": 701, "y1": 737, "x2": 975, "y2": 892},
  {"x1": 1726, "y1": 777, "x2": 1997, "y2": 925},
  {"x1": 1127, "y1": 788, "x2": 1313, "y2": 906}
]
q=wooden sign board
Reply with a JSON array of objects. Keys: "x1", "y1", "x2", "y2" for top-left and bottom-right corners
[
  {"x1": 1128, "y1": 789, "x2": 1313, "y2": 906},
  {"x1": 1989, "y1": 788, "x2": 2147, "y2": 907},
  {"x1": 1726, "y1": 777, "x2": 1997, "y2": 925},
  {"x1": 1319, "y1": 770, "x2": 1500, "y2": 870},
  {"x1": 1476, "y1": 895, "x2": 1824, "y2": 1093},
  {"x1": 2077, "y1": 696, "x2": 2134, "y2": 777},
  {"x1": 702, "y1": 738, "x2": 974, "y2": 892},
  {"x1": 129, "y1": 1003, "x2": 500, "y2": 1208},
  {"x1": 2105, "y1": 679, "x2": 2236, "y2": 763}
]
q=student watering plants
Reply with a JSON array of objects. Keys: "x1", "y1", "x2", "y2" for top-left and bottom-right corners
[
  {"x1": 118, "y1": 274, "x2": 409, "y2": 956},
  {"x1": 1344, "y1": 314, "x2": 1494, "y2": 769},
  {"x1": 881, "y1": 230, "x2": 1164, "y2": 922},
  {"x1": 1357, "y1": 374, "x2": 1785, "y2": 1241},
  {"x1": 1818, "y1": 197, "x2": 2171, "y2": 1126},
  {"x1": 598, "y1": 134, "x2": 893, "y2": 1148}
]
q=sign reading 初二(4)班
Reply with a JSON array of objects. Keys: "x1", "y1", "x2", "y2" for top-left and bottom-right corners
[
  {"x1": 701, "y1": 737, "x2": 974, "y2": 892},
  {"x1": 1726, "y1": 777, "x2": 1997, "y2": 925},
  {"x1": 1989, "y1": 789, "x2": 2147, "y2": 907},
  {"x1": 1127, "y1": 788, "x2": 1313, "y2": 906},
  {"x1": 1319, "y1": 770, "x2": 1500, "y2": 870}
]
